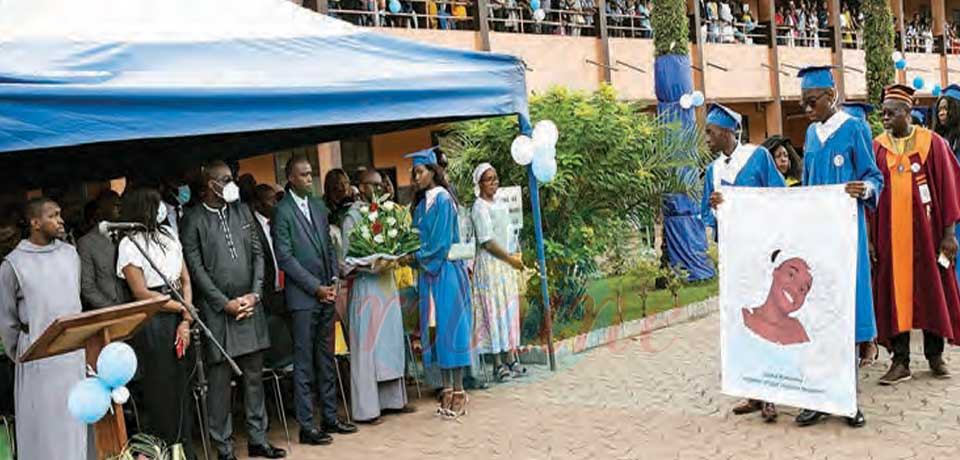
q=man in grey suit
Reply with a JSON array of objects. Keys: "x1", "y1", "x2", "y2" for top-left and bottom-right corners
[
  {"x1": 77, "y1": 190, "x2": 125, "y2": 310},
  {"x1": 273, "y1": 156, "x2": 357, "y2": 446},
  {"x1": 180, "y1": 161, "x2": 286, "y2": 460}
]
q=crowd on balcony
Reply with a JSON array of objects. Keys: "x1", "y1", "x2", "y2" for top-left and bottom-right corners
[
  {"x1": 321, "y1": 0, "x2": 960, "y2": 54},
  {"x1": 701, "y1": 0, "x2": 761, "y2": 44},
  {"x1": 905, "y1": 11, "x2": 935, "y2": 53}
]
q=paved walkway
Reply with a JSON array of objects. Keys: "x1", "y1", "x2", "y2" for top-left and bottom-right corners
[{"x1": 239, "y1": 302, "x2": 960, "y2": 459}]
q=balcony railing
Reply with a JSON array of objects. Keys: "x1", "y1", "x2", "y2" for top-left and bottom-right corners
[
  {"x1": 905, "y1": 34, "x2": 936, "y2": 54},
  {"x1": 702, "y1": 19, "x2": 768, "y2": 45},
  {"x1": 488, "y1": 5, "x2": 599, "y2": 36},
  {"x1": 606, "y1": 12, "x2": 652, "y2": 39},
  {"x1": 775, "y1": 25, "x2": 833, "y2": 49},
  {"x1": 327, "y1": 0, "x2": 477, "y2": 30}
]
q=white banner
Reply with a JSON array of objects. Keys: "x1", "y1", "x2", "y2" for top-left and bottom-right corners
[{"x1": 719, "y1": 185, "x2": 858, "y2": 417}]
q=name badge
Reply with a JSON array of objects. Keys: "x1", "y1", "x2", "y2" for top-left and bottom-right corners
[{"x1": 919, "y1": 183, "x2": 932, "y2": 204}]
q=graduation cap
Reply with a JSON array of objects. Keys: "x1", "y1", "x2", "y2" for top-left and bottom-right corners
[
  {"x1": 883, "y1": 84, "x2": 916, "y2": 106},
  {"x1": 943, "y1": 84, "x2": 960, "y2": 102},
  {"x1": 912, "y1": 106, "x2": 929, "y2": 126},
  {"x1": 705, "y1": 103, "x2": 742, "y2": 131},
  {"x1": 841, "y1": 102, "x2": 875, "y2": 121},
  {"x1": 404, "y1": 146, "x2": 439, "y2": 167},
  {"x1": 798, "y1": 66, "x2": 835, "y2": 90}
]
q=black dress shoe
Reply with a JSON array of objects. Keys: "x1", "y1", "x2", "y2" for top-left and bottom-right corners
[
  {"x1": 218, "y1": 454, "x2": 237, "y2": 460},
  {"x1": 323, "y1": 420, "x2": 358, "y2": 434},
  {"x1": 299, "y1": 428, "x2": 333, "y2": 445},
  {"x1": 795, "y1": 409, "x2": 826, "y2": 426},
  {"x1": 846, "y1": 409, "x2": 866, "y2": 428},
  {"x1": 249, "y1": 443, "x2": 287, "y2": 458}
]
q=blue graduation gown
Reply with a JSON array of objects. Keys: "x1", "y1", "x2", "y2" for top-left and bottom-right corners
[
  {"x1": 802, "y1": 113, "x2": 884, "y2": 343},
  {"x1": 701, "y1": 145, "x2": 786, "y2": 235},
  {"x1": 413, "y1": 187, "x2": 473, "y2": 369}
]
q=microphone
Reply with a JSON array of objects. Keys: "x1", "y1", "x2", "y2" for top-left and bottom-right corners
[{"x1": 98, "y1": 221, "x2": 146, "y2": 235}]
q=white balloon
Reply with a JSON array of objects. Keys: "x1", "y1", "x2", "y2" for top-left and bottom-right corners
[
  {"x1": 679, "y1": 94, "x2": 693, "y2": 109},
  {"x1": 533, "y1": 8, "x2": 545, "y2": 22},
  {"x1": 510, "y1": 135, "x2": 535, "y2": 165},
  {"x1": 532, "y1": 120, "x2": 559, "y2": 146},
  {"x1": 110, "y1": 386, "x2": 130, "y2": 405},
  {"x1": 533, "y1": 138, "x2": 556, "y2": 160},
  {"x1": 892, "y1": 51, "x2": 904, "y2": 62}
]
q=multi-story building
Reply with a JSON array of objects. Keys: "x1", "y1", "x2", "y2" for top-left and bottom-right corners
[{"x1": 238, "y1": 0, "x2": 960, "y2": 195}]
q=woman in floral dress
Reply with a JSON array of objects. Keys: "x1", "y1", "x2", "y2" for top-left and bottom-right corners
[{"x1": 470, "y1": 163, "x2": 526, "y2": 381}]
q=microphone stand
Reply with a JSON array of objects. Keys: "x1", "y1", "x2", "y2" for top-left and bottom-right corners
[{"x1": 117, "y1": 229, "x2": 242, "y2": 460}]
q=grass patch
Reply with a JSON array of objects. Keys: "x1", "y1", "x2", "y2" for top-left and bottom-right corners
[{"x1": 534, "y1": 276, "x2": 718, "y2": 343}]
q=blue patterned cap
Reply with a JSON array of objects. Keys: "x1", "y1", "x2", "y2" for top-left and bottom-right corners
[
  {"x1": 841, "y1": 102, "x2": 875, "y2": 121},
  {"x1": 705, "y1": 103, "x2": 741, "y2": 131},
  {"x1": 798, "y1": 66, "x2": 835, "y2": 90},
  {"x1": 943, "y1": 84, "x2": 960, "y2": 102},
  {"x1": 912, "y1": 106, "x2": 929, "y2": 125},
  {"x1": 404, "y1": 146, "x2": 438, "y2": 167}
]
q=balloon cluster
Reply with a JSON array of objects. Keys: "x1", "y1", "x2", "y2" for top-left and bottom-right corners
[
  {"x1": 679, "y1": 90, "x2": 705, "y2": 110},
  {"x1": 68, "y1": 342, "x2": 138, "y2": 424},
  {"x1": 933, "y1": 84, "x2": 943, "y2": 97},
  {"x1": 531, "y1": 0, "x2": 545, "y2": 21},
  {"x1": 511, "y1": 120, "x2": 558, "y2": 183}
]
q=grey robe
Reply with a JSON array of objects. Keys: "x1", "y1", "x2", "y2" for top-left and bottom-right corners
[
  {"x1": 342, "y1": 204, "x2": 407, "y2": 421},
  {"x1": 0, "y1": 240, "x2": 87, "y2": 460},
  {"x1": 180, "y1": 202, "x2": 269, "y2": 362}
]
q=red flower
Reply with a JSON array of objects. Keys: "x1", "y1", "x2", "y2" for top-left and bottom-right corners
[
  {"x1": 372, "y1": 222, "x2": 383, "y2": 235},
  {"x1": 369, "y1": 202, "x2": 379, "y2": 212}
]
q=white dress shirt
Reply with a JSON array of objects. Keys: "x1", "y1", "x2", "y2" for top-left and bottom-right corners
[
  {"x1": 290, "y1": 190, "x2": 312, "y2": 223},
  {"x1": 255, "y1": 211, "x2": 281, "y2": 291}
]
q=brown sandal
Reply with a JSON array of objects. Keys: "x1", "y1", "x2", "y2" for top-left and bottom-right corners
[
  {"x1": 437, "y1": 388, "x2": 453, "y2": 417},
  {"x1": 732, "y1": 399, "x2": 762, "y2": 415},
  {"x1": 445, "y1": 390, "x2": 469, "y2": 419},
  {"x1": 761, "y1": 402, "x2": 778, "y2": 423}
]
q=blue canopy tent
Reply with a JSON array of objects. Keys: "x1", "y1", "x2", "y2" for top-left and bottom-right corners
[{"x1": 0, "y1": 0, "x2": 555, "y2": 364}]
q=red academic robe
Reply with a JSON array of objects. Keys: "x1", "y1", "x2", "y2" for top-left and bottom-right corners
[{"x1": 868, "y1": 127, "x2": 960, "y2": 345}]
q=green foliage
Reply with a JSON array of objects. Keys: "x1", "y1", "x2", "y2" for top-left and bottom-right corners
[
  {"x1": 443, "y1": 85, "x2": 708, "y2": 342},
  {"x1": 664, "y1": 266, "x2": 689, "y2": 308},
  {"x1": 863, "y1": 0, "x2": 895, "y2": 107},
  {"x1": 652, "y1": 0, "x2": 690, "y2": 57}
]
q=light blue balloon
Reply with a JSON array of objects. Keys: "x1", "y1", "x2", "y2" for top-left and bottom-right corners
[
  {"x1": 531, "y1": 0, "x2": 541, "y2": 10},
  {"x1": 691, "y1": 91, "x2": 705, "y2": 108},
  {"x1": 913, "y1": 76, "x2": 924, "y2": 90},
  {"x1": 97, "y1": 342, "x2": 138, "y2": 389},
  {"x1": 388, "y1": 0, "x2": 401, "y2": 13},
  {"x1": 895, "y1": 59, "x2": 906, "y2": 70},
  {"x1": 933, "y1": 84, "x2": 942, "y2": 96},
  {"x1": 68, "y1": 378, "x2": 112, "y2": 424},
  {"x1": 532, "y1": 154, "x2": 557, "y2": 183}
]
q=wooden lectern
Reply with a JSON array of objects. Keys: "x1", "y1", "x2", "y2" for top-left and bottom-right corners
[{"x1": 20, "y1": 297, "x2": 169, "y2": 459}]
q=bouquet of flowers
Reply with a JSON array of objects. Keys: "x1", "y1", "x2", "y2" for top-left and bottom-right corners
[{"x1": 346, "y1": 194, "x2": 421, "y2": 266}]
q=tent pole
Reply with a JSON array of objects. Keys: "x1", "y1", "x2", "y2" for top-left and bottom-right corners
[{"x1": 527, "y1": 166, "x2": 556, "y2": 371}]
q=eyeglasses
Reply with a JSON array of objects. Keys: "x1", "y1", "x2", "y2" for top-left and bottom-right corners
[{"x1": 800, "y1": 92, "x2": 829, "y2": 109}]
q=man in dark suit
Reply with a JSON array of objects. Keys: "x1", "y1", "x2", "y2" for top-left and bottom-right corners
[
  {"x1": 180, "y1": 161, "x2": 285, "y2": 460},
  {"x1": 77, "y1": 190, "x2": 126, "y2": 310},
  {"x1": 273, "y1": 156, "x2": 357, "y2": 446},
  {"x1": 251, "y1": 184, "x2": 294, "y2": 370}
]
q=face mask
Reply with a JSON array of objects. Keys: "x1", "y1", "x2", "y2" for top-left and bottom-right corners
[
  {"x1": 176, "y1": 185, "x2": 191, "y2": 205},
  {"x1": 156, "y1": 203, "x2": 168, "y2": 224},
  {"x1": 220, "y1": 181, "x2": 240, "y2": 203}
]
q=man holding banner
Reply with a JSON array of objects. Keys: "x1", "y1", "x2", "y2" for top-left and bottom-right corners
[
  {"x1": 869, "y1": 84, "x2": 960, "y2": 385},
  {"x1": 702, "y1": 102, "x2": 785, "y2": 422},
  {"x1": 792, "y1": 66, "x2": 884, "y2": 428}
]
